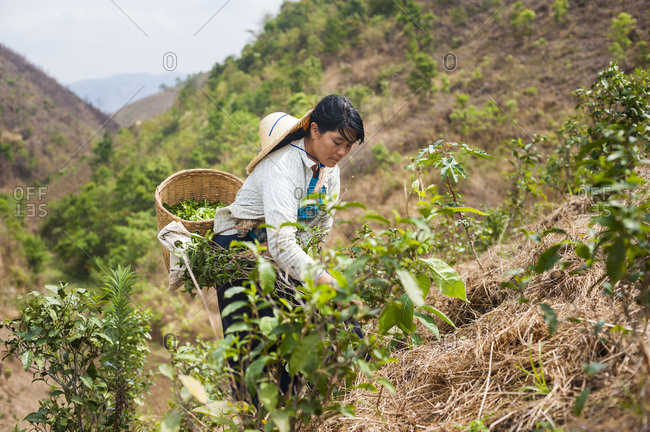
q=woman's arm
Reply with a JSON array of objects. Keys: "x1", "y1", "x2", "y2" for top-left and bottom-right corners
[{"x1": 260, "y1": 160, "x2": 326, "y2": 283}]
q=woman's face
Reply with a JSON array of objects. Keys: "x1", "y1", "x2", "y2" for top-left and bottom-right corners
[{"x1": 307, "y1": 123, "x2": 356, "y2": 168}]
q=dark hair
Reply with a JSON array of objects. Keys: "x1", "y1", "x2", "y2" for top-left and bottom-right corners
[{"x1": 284, "y1": 94, "x2": 365, "y2": 145}]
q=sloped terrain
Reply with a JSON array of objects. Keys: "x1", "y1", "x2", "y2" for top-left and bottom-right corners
[
  {"x1": 315, "y1": 176, "x2": 650, "y2": 431},
  {"x1": 0, "y1": 43, "x2": 117, "y2": 192}
]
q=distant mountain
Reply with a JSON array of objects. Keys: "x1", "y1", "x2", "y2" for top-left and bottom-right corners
[
  {"x1": 0, "y1": 43, "x2": 117, "y2": 192},
  {"x1": 67, "y1": 72, "x2": 186, "y2": 114}
]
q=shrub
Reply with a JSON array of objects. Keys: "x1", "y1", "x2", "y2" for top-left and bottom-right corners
[
  {"x1": 608, "y1": 13, "x2": 637, "y2": 61},
  {"x1": 510, "y1": 2, "x2": 535, "y2": 36},
  {"x1": 0, "y1": 266, "x2": 152, "y2": 431},
  {"x1": 551, "y1": 0, "x2": 569, "y2": 24},
  {"x1": 407, "y1": 53, "x2": 438, "y2": 94}
]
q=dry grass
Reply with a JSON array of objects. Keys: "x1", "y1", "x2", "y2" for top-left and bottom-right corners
[{"x1": 312, "y1": 194, "x2": 650, "y2": 431}]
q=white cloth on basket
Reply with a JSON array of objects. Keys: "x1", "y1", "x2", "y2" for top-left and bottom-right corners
[{"x1": 157, "y1": 221, "x2": 201, "y2": 291}]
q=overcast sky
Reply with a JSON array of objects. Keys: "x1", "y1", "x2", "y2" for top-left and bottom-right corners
[{"x1": 0, "y1": 0, "x2": 286, "y2": 84}]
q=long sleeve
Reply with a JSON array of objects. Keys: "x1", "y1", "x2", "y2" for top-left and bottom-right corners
[{"x1": 260, "y1": 159, "x2": 324, "y2": 282}]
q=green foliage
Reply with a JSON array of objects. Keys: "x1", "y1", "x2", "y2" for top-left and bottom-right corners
[
  {"x1": 92, "y1": 132, "x2": 114, "y2": 166},
  {"x1": 509, "y1": 2, "x2": 535, "y2": 35},
  {"x1": 156, "y1": 143, "x2": 480, "y2": 429},
  {"x1": 526, "y1": 64, "x2": 650, "y2": 325},
  {"x1": 455, "y1": 93, "x2": 470, "y2": 108},
  {"x1": 608, "y1": 13, "x2": 637, "y2": 61},
  {"x1": 516, "y1": 336, "x2": 551, "y2": 397},
  {"x1": 42, "y1": 153, "x2": 172, "y2": 275},
  {"x1": 346, "y1": 85, "x2": 372, "y2": 113},
  {"x1": 503, "y1": 136, "x2": 547, "y2": 226},
  {"x1": 407, "y1": 140, "x2": 492, "y2": 265},
  {"x1": 457, "y1": 415, "x2": 494, "y2": 431},
  {"x1": 180, "y1": 231, "x2": 257, "y2": 295},
  {"x1": 556, "y1": 63, "x2": 649, "y2": 189},
  {"x1": 551, "y1": 0, "x2": 569, "y2": 25},
  {"x1": 17, "y1": 231, "x2": 48, "y2": 273},
  {"x1": 163, "y1": 199, "x2": 227, "y2": 221},
  {"x1": 450, "y1": 101, "x2": 504, "y2": 137},
  {"x1": 164, "y1": 241, "x2": 392, "y2": 431},
  {"x1": 407, "y1": 53, "x2": 438, "y2": 95},
  {"x1": 371, "y1": 142, "x2": 402, "y2": 169},
  {"x1": 0, "y1": 267, "x2": 151, "y2": 431}
]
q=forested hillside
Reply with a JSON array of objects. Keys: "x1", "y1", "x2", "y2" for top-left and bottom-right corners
[
  {"x1": 30, "y1": 0, "x2": 650, "y2": 282},
  {"x1": 0, "y1": 0, "x2": 648, "y2": 430},
  {"x1": 0, "y1": 44, "x2": 117, "y2": 190}
]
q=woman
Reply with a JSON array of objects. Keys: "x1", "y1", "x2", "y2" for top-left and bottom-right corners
[
  {"x1": 211, "y1": 95, "x2": 364, "y2": 399},
  {"x1": 213, "y1": 94, "x2": 364, "y2": 300}
]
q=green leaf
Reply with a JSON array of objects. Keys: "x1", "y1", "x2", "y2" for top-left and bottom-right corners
[
  {"x1": 593, "y1": 319, "x2": 605, "y2": 335},
  {"x1": 289, "y1": 333, "x2": 321, "y2": 375},
  {"x1": 449, "y1": 206, "x2": 488, "y2": 216},
  {"x1": 245, "y1": 356, "x2": 269, "y2": 391},
  {"x1": 356, "y1": 358, "x2": 373, "y2": 378},
  {"x1": 224, "y1": 286, "x2": 246, "y2": 298},
  {"x1": 328, "y1": 269, "x2": 348, "y2": 289},
  {"x1": 575, "y1": 243, "x2": 592, "y2": 260},
  {"x1": 258, "y1": 382, "x2": 278, "y2": 411},
  {"x1": 397, "y1": 294, "x2": 416, "y2": 333},
  {"x1": 221, "y1": 300, "x2": 249, "y2": 318},
  {"x1": 376, "y1": 378, "x2": 396, "y2": 394},
  {"x1": 225, "y1": 321, "x2": 251, "y2": 333},
  {"x1": 179, "y1": 375, "x2": 209, "y2": 404},
  {"x1": 259, "y1": 316, "x2": 278, "y2": 337},
  {"x1": 161, "y1": 409, "x2": 182, "y2": 432},
  {"x1": 606, "y1": 237, "x2": 626, "y2": 283},
  {"x1": 419, "y1": 258, "x2": 467, "y2": 302},
  {"x1": 44, "y1": 285, "x2": 60, "y2": 294},
  {"x1": 258, "y1": 258, "x2": 276, "y2": 295},
  {"x1": 378, "y1": 301, "x2": 401, "y2": 334},
  {"x1": 396, "y1": 269, "x2": 424, "y2": 307},
  {"x1": 365, "y1": 212, "x2": 391, "y2": 225},
  {"x1": 352, "y1": 382, "x2": 378, "y2": 392},
  {"x1": 421, "y1": 305, "x2": 455, "y2": 328},
  {"x1": 71, "y1": 396, "x2": 84, "y2": 405},
  {"x1": 159, "y1": 363, "x2": 174, "y2": 380},
  {"x1": 583, "y1": 362, "x2": 608, "y2": 378},
  {"x1": 534, "y1": 244, "x2": 562, "y2": 273},
  {"x1": 574, "y1": 387, "x2": 591, "y2": 416},
  {"x1": 24, "y1": 410, "x2": 48, "y2": 423},
  {"x1": 21, "y1": 351, "x2": 33, "y2": 371},
  {"x1": 414, "y1": 312, "x2": 440, "y2": 339},
  {"x1": 24, "y1": 327, "x2": 42, "y2": 342},
  {"x1": 80, "y1": 375, "x2": 94, "y2": 389},
  {"x1": 270, "y1": 410, "x2": 290, "y2": 432},
  {"x1": 415, "y1": 273, "x2": 431, "y2": 298},
  {"x1": 539, "y1": 303, "x2": 558, "y2": 335}
]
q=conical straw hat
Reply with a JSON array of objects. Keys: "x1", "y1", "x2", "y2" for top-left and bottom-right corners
[{"x1": 246, "y1": 109, "x2": 313, "y2": 174}]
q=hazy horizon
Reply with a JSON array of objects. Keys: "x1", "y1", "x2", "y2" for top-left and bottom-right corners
[{"x1": 0, "y1": 0, "x2": 286, "y2": 84}]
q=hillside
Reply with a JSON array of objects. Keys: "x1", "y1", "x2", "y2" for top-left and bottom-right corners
[
  {"x1": 317, "y1": 180, "x2": 650, "y2": 431},
  {"x1": 0, "y1": 43, "x2": 117, "y2": 192},
  {"x1": 34, "y1": 0, "x2": 647, "y2": 275},
  {"x1": 111, "y1": 86, "x2": 181, "y2": 128},
  {"x1": 67, "y1": 72, "x2": 184, "y2": 114}
]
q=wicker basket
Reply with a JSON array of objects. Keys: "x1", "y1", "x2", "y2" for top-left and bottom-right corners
[{"x1": 155, "y1": 169, "x2": 244, "y2": 271}]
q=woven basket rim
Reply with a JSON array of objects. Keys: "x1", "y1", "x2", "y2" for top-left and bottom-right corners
[{"x1": 154, "y1": 168, "x2": 243, "y2": 223}]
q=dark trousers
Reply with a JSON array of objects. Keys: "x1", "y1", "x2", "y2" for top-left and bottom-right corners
[{"x1": 213, "y1": 233, "x2": 294, "y2": 396}]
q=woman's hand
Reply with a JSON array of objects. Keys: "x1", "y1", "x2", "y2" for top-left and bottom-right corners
[
  {"x1": 317, "y1": 272, "x2": 363, "y2": 308},
  {"x1": 317, "y1": 271, "x2": 335, "y2": 285}
]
